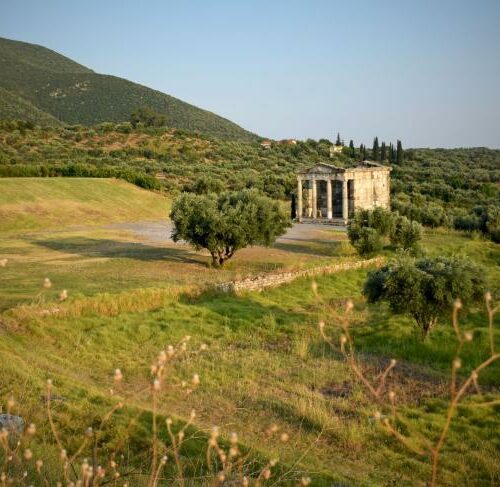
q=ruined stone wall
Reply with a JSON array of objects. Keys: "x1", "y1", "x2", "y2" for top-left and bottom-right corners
[{"x1": 216, "y1": 257, "x2": 384, "y2": 294}]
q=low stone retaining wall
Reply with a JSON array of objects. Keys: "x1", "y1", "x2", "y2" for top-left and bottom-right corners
[{"x1": 216, "y1": 257, "x2": 385, "y2": 294}]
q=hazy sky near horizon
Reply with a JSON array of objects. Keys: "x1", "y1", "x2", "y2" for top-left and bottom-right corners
[{"x1": 1, "y1": 0, "x2": 499, "y2": 148}]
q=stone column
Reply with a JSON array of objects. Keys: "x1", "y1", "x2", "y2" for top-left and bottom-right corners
[
  {"x1": 342, "y1": 178, "x2": 348, "y2": 222},
  {"x1": 326, "y1": 179, "x2": 332, "y2": 219},
  {"x1": 311, "y1": 179, "x2": 317, "y2": 218},
  {"x1": 297, "y1": 177, "x2": 303, "y2": 222}
]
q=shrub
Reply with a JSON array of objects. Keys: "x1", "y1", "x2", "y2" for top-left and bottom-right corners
[
  {"x1": 364, "y1": 255, "x2": 486, "y2": 338},
  {"x1": 349, "y1": 227, "x2": 383, "y2": 257},
  {"x1": 390, "y1": 215, "x2": 422, "y2": 252}
]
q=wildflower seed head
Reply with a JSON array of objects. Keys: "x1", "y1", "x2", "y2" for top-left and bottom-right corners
[
  {"x1": 150, "y1": 364, "x2": 158, "y2": 375},
  {"x1": 345, "y1": 299, "x2": 354, "y2": 312},
  {"x1": 166, "y1": 418, "x2": 173, "y2": 426},
  {"x1": 311, "y1": 281, "x2": 318, "y2": 294},
  {"x1": 24, "y1": 449, "x2": 33, "y2": 460},
  {"x1": 301, "y1": 477, "x2": 311, "y2": 486},
  {"x1": 242, "y1": 477, "x2": 249, "y2": 487},
  {"x1": 7, "y1": 397, "x2": 15, "y2": 409},
  {"x1": 485, "y1": 291, "x2": 492, "y2": 302},
  {"x1": 453, "y1": 359, "x2": 462, "y2": 369},
  {"x1": 46, "y1": 379, "x2": 52, "y2": 388},
  {"x1": 190, "y1": 409, "x2": 196, "y2": 420},
  {"x1": 158, "y1": 350, "x2": 167, "y2": 363},
  {"x1": 192, "y1": 374, "x2": 200, "y2": 386},
  {"x1": 390, "y1": 358, "x2": 397, "y2": 367},
  {"x1": 36, "y1": 459, "x2": 43, "y2": 470},
  {"x1": 211, "y1": 426, "x2": 219, "y2": 438},
  {"x1": 60, "y1": 449, "x2": 67, "y2": 460},
  {"x1": 110, "y1": 460, "x2": 117, "y2": 469},
  {"x1": 388, "y1": 391, "x2": 396, "y2": 401},
  {"x1": 161, "y1": 456, "x2": 167, "y2": 465},
  {"x1": 43, "y1": 278, "x2": 52, "y2": 289},
  {"x1": 340, "y1": 335, "x2": 347, "y2": 345},
  {"x1": 229, "y1": 446, "x2": 239, "y2": 458},
  {"x1": 464, "y1": 331, "x2": 473, "y2": 342},
  {"x1": 166, "y1": 345, "x2": 174, "y2": 357},
  {"x1": 178, "y1": 431, "x2": 185, "y2": 441},
  {"x1": 262, "y1": 468, "x2": 271, "y2": 479},
  {"x1": 454, "y1": 299, "x2": 462, "y2": 310},
  {"x1": 85, "y1": 427, "x2": 93, "y2": 437},
  {"x1": 280, "y1": 432, "x2": 289, "y2": 442},
  {"x1": 59, "y1": 289, "x2": 68, "y2": 301},
  {"x1": 114, "y1": 368, "x2": 123, "y2": 382},
  {"x1": 0, "y1": 258, "x2": 7, "y2": 267},
  {"x1": 199, "y1": 343, "x2": 208, "y2": 351},
  {"x1": 373, "y1": 411, "x2": 382, "y2": 421},
  {"x1": 319, "y1": 321, "x2": 325, "y2": 331},
  {"x1": 27, "y1": 423, "x2": 36, "y2": 435},
  {"x1": 153, "y1": 379, "x2": 161, "y2": 391},
  {"x1": 217, "y1": 472, "x2": 225, "y2": 482}
]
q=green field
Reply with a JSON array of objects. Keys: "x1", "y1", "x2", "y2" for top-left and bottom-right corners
[{"x1": 0, "y1": 179, "x2": 499, "y2": 486}]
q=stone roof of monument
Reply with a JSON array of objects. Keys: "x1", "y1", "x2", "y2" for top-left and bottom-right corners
[{"x1": 297, "y1": 160, "x2": 391, "y2": 175}]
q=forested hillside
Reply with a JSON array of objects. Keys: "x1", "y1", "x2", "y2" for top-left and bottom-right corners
[
  {"x1": 1, "y1": 121, "x2": 499, "y2": 240},
  {"x1": 0, "y1": 37, "x2": 257, "y2": 141}
]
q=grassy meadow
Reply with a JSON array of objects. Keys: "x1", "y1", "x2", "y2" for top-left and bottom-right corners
[{"x1": 0, "y1": 178, "x2": 499, "y2": 486}]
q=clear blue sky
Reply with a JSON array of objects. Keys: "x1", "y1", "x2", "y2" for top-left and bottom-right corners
[{"x1": 2, "y1": 0, "x2": 499, "y2": 147}]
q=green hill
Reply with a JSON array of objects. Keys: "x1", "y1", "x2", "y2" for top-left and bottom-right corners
[
  {"x1": 0, "y1": 37, "x2": 257, "y2": 140},
  {"x1": 0, "y1": 177, "x2": 170, "y2": 233},
  {"x1": 0, "y1": 87, "x2": 62, "y2": 127}
]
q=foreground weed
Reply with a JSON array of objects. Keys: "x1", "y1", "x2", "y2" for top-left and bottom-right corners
[{"x1": 319, "y1": 285, "x2": 499, "y2": 487}]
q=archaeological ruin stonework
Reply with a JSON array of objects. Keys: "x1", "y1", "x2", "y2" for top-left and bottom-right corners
[{"x1": 296, "y1": 161, "x2": 391, "y2": 223}]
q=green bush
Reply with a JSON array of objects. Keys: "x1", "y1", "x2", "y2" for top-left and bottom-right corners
[
  {"x1": 390, "y1": 215, "x2": 422, "y2": 252},
  {"x1": 364, "y1": 255, "x2": 486, "y2": 338}
]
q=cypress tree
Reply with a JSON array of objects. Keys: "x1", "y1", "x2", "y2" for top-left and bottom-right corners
[
  {"x1": 372, "y1": 137, "x2": 380, "y2": 161},
  {"x1": 335, "y1": 132, "x2": 342, "y2": 146},
  {"x1": 396, "y1": 140, "x2": 404, "y2": 164},
  {"x1": 380, "y1": 141, "x2": 386, "y2": 161},
  {"x1": 349, "y1": 139, "x2": 355, "y2": 158}
]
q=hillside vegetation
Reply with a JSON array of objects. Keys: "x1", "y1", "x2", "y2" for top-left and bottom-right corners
[
  {"x1": 1, "y1": 122, "x2": 499, "y2": 237},
  {"x1": 0, "y1": 87, "x2": 62, "y2": 127},
  {"x1": 0, "y1": 37, "x2": 257, "y2": 141}
]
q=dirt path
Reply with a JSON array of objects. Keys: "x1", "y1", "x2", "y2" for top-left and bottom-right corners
[{"x1": 105, "y1": 221, "x2": 346, "y2": 245}]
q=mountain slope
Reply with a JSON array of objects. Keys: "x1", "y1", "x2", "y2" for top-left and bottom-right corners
[
  {"x1": 0, "y1": 37, "x2": 257, "y2": 140},
  {"x1": 0, "y1": 87, "x2": 62, "y2": 126}
]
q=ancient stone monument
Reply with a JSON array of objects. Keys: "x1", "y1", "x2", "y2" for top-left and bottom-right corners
[{"x1": 296, "y1": 161, "x2": 391, "y2": 224}]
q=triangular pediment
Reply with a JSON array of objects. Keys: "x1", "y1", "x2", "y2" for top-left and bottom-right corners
[{"x1": 298, "y1": 162, "x2": 344, "y2": 175}]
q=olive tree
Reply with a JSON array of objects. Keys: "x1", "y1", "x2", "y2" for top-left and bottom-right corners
[
  {"x1": 390, "y1": 215, "x2": 422, "y2": 252},
  {"x1": 170, "y1": 189, "x2": 291, "y2": 267},
  {"x1": 363, "y1": 255, "x2": 485, "y2": 338}
]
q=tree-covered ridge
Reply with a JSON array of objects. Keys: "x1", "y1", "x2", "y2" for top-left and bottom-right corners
[
  {"x1": 0, "y1": 87, "x2": 62, "y2": 127},
  {"x1": 0, "y1": 37, "x2": 257, "y2": 141}
]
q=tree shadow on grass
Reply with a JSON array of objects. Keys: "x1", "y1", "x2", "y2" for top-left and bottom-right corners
[
  {"x1": 273, "y1": 239, "x2": 343, "y2": 257},
  {"x1": 35, "y1": 237, "x2": 203, "y2": 264}
]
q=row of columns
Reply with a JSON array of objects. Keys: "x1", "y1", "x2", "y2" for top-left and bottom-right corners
[{"x1": 297, "y1": 177, "x2": 349, "y2": 222}]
